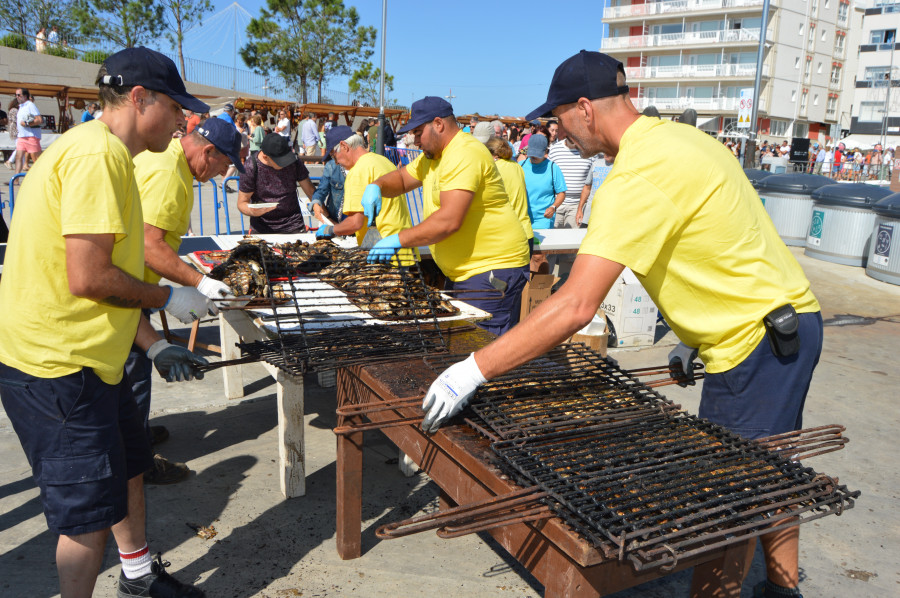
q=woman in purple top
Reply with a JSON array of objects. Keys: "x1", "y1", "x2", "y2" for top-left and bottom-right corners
[{"x1": 237, "y1": 134, "x2": 317, "y2": 233}]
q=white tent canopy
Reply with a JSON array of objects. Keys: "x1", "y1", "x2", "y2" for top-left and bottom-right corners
[{"x1": 837, "y1": 134, "x2": 900, "y2": 151}]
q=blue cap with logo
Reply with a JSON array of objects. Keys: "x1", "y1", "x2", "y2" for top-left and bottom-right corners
[
  {"x1": 398, "y1": 96, "x2": 455, "y2": 134},
  {"x1": 526, "y1": 50, "x2": 628, "y2": 121},
  {"x1": 526, "y1": 133, "x2": 549, "y2": 158},
  {"x1": 196, "y1": 117, "x2": 245, "y2": 173},
  {"x1": 101, "y1": 47, "x2": 209, "y2": 114},
  {"x1": 324, "y1": 125, "x2": 355, "y2": 158}
]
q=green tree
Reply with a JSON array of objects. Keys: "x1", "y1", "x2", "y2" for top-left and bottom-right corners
[
  {"x1": 349, "y1": 62, "x2": 395, "y2": 107},
  {"x1": 162, "y1": 0, "x2": 212, "y2": 79},
  {"x1": 241, "y1": 0, "x2": 375, "y2": 104},
  {"x1": 72, "y1": 0, "x2": 165, "y2": 48},
  {"x1": 0, "y1": 0, "x2": 80, "y2": 45},
  {"x1": 303, "y1": 0, "x2": 375, "y2": 102}
]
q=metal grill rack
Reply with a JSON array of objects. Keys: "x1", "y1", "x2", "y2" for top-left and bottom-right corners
[
  {"x1": 491, "y1": 413, "x2": 859, "y2": 571},
  {"x1": 426, "y1": 345, "x2": 676, "y2": 439},
  {"x1": 233, "y1": 242, "x2": 451, "y2": 374}
]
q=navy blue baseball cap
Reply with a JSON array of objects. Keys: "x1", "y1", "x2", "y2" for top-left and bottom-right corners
[
  {"x1": 101, "y1": 47, "x2": 209, "y2": 114},
  {"x1": 324, "y1": 125, "x2": 355, "y2": 157},
  {"x1": 398, "y1": 96, "x2": 455, "y2": 134},
  {"x1": 196, "y1": 117, "x2": 245, "y2": 173},
  {"x1": 525, "y1": 50, "x2": 628, "y2": 121}
]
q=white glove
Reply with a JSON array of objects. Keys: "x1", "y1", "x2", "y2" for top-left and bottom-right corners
[
  {"x1": 164, "y1": 285, "x2": 218, "y2": 324},
  {"x1": 421, "y1": 353, "x2": 486, "y2": 434},
  {"x1": 196, "y1": 275, "x2": 235, "y2": 300},
  {"x1": 668, "y1": 342, "x2": 699, "y2": 387}
]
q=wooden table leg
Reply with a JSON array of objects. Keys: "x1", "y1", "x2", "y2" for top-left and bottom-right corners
[
  {"x1": 219, "y1": 312, "x2": 245, "y2": 399},
  {"x1": 277, "y1": 369, "x2": 305, "y2": 498},
  {"x1": 336, "y1": 430, "x2": 363, "y2": 559}
]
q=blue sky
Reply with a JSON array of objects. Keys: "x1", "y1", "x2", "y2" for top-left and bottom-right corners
[{"x1": 183, "y1": 0, "x2": 609, "y2": 117}]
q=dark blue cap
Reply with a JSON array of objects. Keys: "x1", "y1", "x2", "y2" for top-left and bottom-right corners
[
  {"x1": 525, "y1": 50, "x2": 628, "y2": 121},
  {"x1": 324, "y1": 125, "x2": 354, "y2": 157},
  {"x1": 102, "y1": 47, "x2": 209, "y2": 114},
  {"x1": 398, "y1": 96, "x2": 454, "y2": 134},
  {"x1": 196, "y1": 117, "x2": 245, "y2": 173}
]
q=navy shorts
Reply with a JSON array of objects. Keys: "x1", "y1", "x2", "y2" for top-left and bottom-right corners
[
  {"x1": 699, "y1": 311, "x2": 823, "y2": 440},
  {"x1": 446, "y1": 265, "x2": 530, "y2": 336},
  {"x1": 0, "y1": 362, "x2": 153, "y2": 536}
]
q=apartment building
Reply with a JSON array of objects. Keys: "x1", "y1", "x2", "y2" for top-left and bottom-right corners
[
  {"x1": 845, "y1": 0, "x2": 900, "y2": 148},
  {"x1": 601, "y1": 0, "x2": 860, "y2": 145}
]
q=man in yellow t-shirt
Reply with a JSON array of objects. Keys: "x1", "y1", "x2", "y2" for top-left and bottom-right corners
[
  {"x1": 315, "y1": 125, "x2": 416, "y2": 263},
  {"x1": 0, "y1": 48, "x2": 212, "y2": 597},
  {"x1": 421, "y1": 52, "x2": 823, "y2": 598},
  {"x1": 129, "y1": 117, "x2": 246, "y2": 484},
  {"x1": 362, "y1": 97, "x2": 530, "y2": 334}
]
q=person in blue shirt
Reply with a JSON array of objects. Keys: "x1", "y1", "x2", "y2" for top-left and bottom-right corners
[
  {"x1": 81, "y1": 102, "x2": 99, "y2": 123},
  {"x1": 517, "y1": 133, "x2": 566, "y2": 229},
  {"x1": 310, "y1": 151, "x2": 346, "y2": 225},
  {"x1": 217, "y1": 103, "x2": 235, "y2": 126}
]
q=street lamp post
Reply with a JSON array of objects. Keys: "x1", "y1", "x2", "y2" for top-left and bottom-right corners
[{"x1": 377, "y1": 0, "x2": 388, "y2": 156}]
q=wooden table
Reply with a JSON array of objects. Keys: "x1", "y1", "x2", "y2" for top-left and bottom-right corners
[{"x1": 334, "y1": 325, "x2": 751, "y2": 598}]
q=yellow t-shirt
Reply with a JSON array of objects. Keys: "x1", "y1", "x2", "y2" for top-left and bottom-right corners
[
  {"x1": 405, "y1": 132, "x2": 529, "y2": 281},
  {"x1": 493, "y1": 158, "x2": 534, "y2": 240},
  {"x1": 133, "y1": 138, "x2": 193, "y2": 283},
  {"x1": 579, "y1": 116, "x2": 820, "y2": 373},
  {"x1": 0, "y1": 120, "x2": 145, "y2": 385},
  {"x1": 343, "y1": 151, "x2": 412, "y2": 240}
]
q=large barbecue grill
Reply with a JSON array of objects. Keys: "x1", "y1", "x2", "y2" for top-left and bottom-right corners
[
  {"x1": 334, "y1": 340, "x2": 858, "y2": 590},
  {"x1": 208, "y1": 240, "x2": 480, "y2": 374}
]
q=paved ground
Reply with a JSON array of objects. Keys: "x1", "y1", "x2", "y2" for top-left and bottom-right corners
[{"x1": 1, "y1": 163, "x2": 898, "y2": 596}]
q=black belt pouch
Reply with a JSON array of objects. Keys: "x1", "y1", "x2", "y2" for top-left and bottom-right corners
[{"x1": 763, "y1": 304, "x2": 800, "y2": 357}]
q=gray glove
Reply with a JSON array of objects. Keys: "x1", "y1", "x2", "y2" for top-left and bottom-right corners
[
  {"x1": 147, "y1": 340, "x2": 208, "y2": 382},
  {"x1": 668, "y1": 342, "x2": 699, "y2": 387},
  {"x1": 164, "y1": 285, "x2": 218, "y2": 324}
]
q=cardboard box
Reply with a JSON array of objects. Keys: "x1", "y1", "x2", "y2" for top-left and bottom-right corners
[
  {"x1": 569, "y1": 332, "x2": 609, "y2": 357},
  {"x1": 520, "y1": 274, "x2": 560, "y2": 321},
  {"x1": 600, "y1": 268, "x2": 659, "y2": 348}
]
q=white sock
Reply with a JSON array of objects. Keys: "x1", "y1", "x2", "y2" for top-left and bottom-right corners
[{"x1": 119, "y1": 543, "x2": 153, "y2": 579}]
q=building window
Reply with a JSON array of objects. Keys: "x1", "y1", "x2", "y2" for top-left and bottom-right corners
[
  {"x1": 795, "y1": 57, "x2": 801, "y2": 69},
  {"x1": 821, "y1": 30, "x2": 827, "y2": 42},
  {"x1": 800, "y1": 91, "x2": 808, "y2": 111},
  {"x1": 865, "y1": 66, "x2": 892, "y2": 81},
  {"x1": 814, "y1": 94, "x2": 819, "y2": 106},
  {"x1": 771, "y1": 120, "x2": 789, "y2": 136},
  {"x1": 799, "y1": 24, "x2": 804, "y2": 35},
  {"x1": 870, "y1": 29, "x2": 896, "y2": 45},
  {"x1": 818, "y1": 62, "x2": 823, "y2": 74},
  {"x1": 830, "y1": 65, "x2": 842, "y2": 85},
  {"x1": 804, "y1": 59, "x2": 812, "y2": 78},
  {"x1": 859, "y1": 101, "x2": 885, "y2": 122},
  {"x1": 792, "y1": 90, "x2": 797, "y2": 102},
  {"x1": 835, "y1": 33, "x2": 845, "y2": 53},
  {"x1": 838, "y1": 3, "x2": 849, "y2": 21},
  {"x1": 795, "y1": 123, "x2": 810, "y2": 138},
  {"x1": 827, "y1": 96, "x2": 837, "y2": 112},
  {"x1": 825, "y1": 0, "x2": 830, "y2": 7}
]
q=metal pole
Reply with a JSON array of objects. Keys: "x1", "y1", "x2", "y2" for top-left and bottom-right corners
[
  {"x1": 743, "y1": 0, "x2": 771, "y2": 168},
  {"x1": 377, "y1": 0, "x2": 387, "y2": 156},
  {"x1": 880, "y1": 40, "x2": 896, "y2": 153}
]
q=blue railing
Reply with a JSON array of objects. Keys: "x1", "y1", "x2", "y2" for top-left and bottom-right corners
[
  {"x1": 220, "y1": 177, "x2": 242, "y2": 235},
  {"x1": 384, "y1": 147, "x2": 425, "y2": 226},
  {"x1": 5, "y1": 174, "x2": 25, "y2": 217}
]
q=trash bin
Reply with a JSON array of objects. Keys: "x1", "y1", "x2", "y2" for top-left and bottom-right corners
[
  {"x1": 805, "y1": 183, "x2": 891, "y2": 267},
  {"x1": 743, "y1": 168, "x2": 772, "y2": 189},
  {"x1": 755, "y1": 173, "x2": 834, "y2": 246},
  {"x1": 866, "y1": 192, "x2": 900, "y2": 285}
]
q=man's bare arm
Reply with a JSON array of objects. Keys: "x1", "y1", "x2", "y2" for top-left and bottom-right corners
[
  {"x1": 144, "y1": 223, "x2": 203, "y2": 287},
  {"x1": 474, "y1": 254, "x2": 624, "y2": 378},
  {"x1": 65, "y1": 233, "x2": 170, "y2": 308},
  {"x1": 332, "y1": 212, "x2": 365, "y2": 237},
  {"x1": 397, "y1": 189, "x2": 472, "y2": 247},
  {"x1": 134, "y1": 313, "x2": 163, "y2": 352},
  {"x1": 372, "y1": 167, "x2": 422, "y2": 198},
  {"x1": 298, "y1": 177, "x2": 316, "y2": 199}
]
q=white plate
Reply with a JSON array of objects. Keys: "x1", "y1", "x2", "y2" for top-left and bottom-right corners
[{"x1": 250, "y1": 203, "x2": 281, "y2": 209}]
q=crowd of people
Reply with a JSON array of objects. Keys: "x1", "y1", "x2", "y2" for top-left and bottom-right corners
[{"x1": 0, "y1": 45, "x2": 828, "y2": 598}]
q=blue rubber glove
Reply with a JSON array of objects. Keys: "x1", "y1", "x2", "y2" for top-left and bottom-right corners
[
  {"x1": 366, "y1": 233, "x2": 402, "y2": 264},
  {"x1": 316, "y1": 225, "x2": 334, "y2": 239},
  {"x1": 361, "y1": 183, "x2": 382, "y2": 226}
]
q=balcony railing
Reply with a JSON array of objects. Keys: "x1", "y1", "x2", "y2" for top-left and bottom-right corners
[
  {"x1": 603, "y1": 0, "x2": 766, "y2": 19},
  {"x1": 625, "y1": 62, "x2": 769, "y2": 79},
  {"x1": 829, "y1": 80, "x2": 842, "y2": 91},
  {"x1": 631, "y1": 95, "x2": 767, "y2": 112},
  {"x1": 602, "y1": 27, "x2": 770, "y2": 50},
  {"x1": 833, "y1": 44, "x2": 846, "y2": 59}
]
